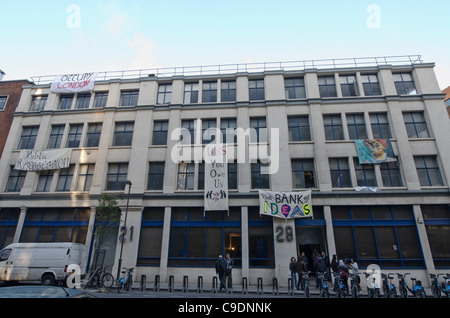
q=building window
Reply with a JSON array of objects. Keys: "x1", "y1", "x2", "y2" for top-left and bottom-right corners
[
  {"x1": 403, "y1": 112, "x2": 430, "y2": 138},
  {"x1": 120, "y1": 90, "x2": 139, "y2": 106},
  {"x1": 228, "y1": 163, "x2": 238, "y2": 190},
  {"x1": 250, "y1": 117, "x2": 267, "y2": 143},
  {"x1": 18, "y1": 126, "x2": 39, "y2": 150},
  {"x1": 177, "y1": 162, "x2": 195, "y2": 190},
  {"x1": 202, "y1": 82, "x2": 217, "y2": 103},
  {"x1": 152, "y1": 120, "x2": 168, "y2": 146},
  {"x1": 157, "y1": 84, "x2": 172, "y2": 104},
  {"x1": 93, "y1": 92, "x2": 108, "y2": 108},
  {"x1": 340, "y1": 74, "x2": 359, "y2": 97},
  {"x1": 5, "y1": 167, "x2": 26, "y2": 192},
  {"x1": 58, "y1": 94, "x2": 74, "y2": 110},
  {"x1": 198, "y1": 162, "x2": 205, "y2": 190},
  {"x1": 361, "y1": 74, "x2": 381, "y2": 96},
  {"x1": 393, "y1": 73, "x2": 417, "y2": 95},
  {"x1": 330, "y1": 158, "x2": 351, "y2": 188},
  {"x1": 184, "y1": 83, "x2": 199, "y2": 104},
  {"x1": 288, "y1": 116, "x2": 311, "y2": 142},
  {"x1": 147, "y1": 162, "x2": 164, "y2": 190},
  {"x1": 380, "y1": 161, "x2": 403, "y2": 187},
  {"x1": 251, "y1": 161, "x2": 270, "y2": 189},
  {"x1": 414, "y1": 156, "x2": 444, "y2": 186},
  {"x1": 354, "y1": 158, "x2": 377, "y2": 187},
  {"x1": 201, "y1": 118, "x2": 217, "y2": 144},
  {"x1": 168, "y1": 207, "x2": 241, "y2": 267},
  {"x1": 370, "y1": 113, "x2": 392, "y2": 139},
  {"x1": 48, "y1": 125, "x2": 65, "y2": 149},
  {"x1": 292, "y1": 159, "x2": 315, "y2": 188},
  {"x1": 248, "y1": 207, "x2": 274, "y2": 267},
  {"x1": 66, "y1": 124, "x2": 83, "y2": 148},
  {"x1": 36, "y1": 170, "x2": 54, "y2": 192},
  {"x1": 0, "y1": 96, "x2": 7, "y2": 111},
  {"x1": 56, "y1": 165, "x2": 75, "y2": 192},
  {"x1": 75, "y1": 93, "x2": 91, "y2": 109},
  {"x1": 347, "y1": 114, "x2": 367, "y2": 139},
  {"x1": 85, "y1": 123, "x2": 102, "y2": 147},
  {"x1": 29, "y1": 96, "x2": 47, "y2": 112},
  {"x1": 180, "y1": 119, "x2": 195, "y2": 145},
  {"x1": 106, "y1": 163, "x2": 129, "y2": 190},
  {"x1": 422, "y1": 205, "x2": 450, "y2": 268},
  {"x1": 20, "y1": 208, "x2": 90, "y2": 244},
  {"x1": 221, "y1": 81, "x2": 236, "y2": 102},
  {"x1": 220, "y1": 118, "x2": 237, "y2": 144},
  {"x1": 137, "y1": 207, "x2": 165, "y2": 266},
  {"x1": 285, "y1": 78, "x2": 306, "y2": 99},
  {"x1": 323, "y1": 114, "x2": 344, "y2": 140},
  {"x1": 0, "y1": 208, "x2": 20, "y2": 249},
  {"x1": 112, "y1": 122, "x2": 134, "y2": 146},
  {"x1": 76, "y1": 164, "x2": 95, "y2": 191},
  {"x1": 318, "y1": 76, "x2": 337, "y2": 98},
  {"x1": 249, "y1": 79, "x2": 265, "y2": 100}
]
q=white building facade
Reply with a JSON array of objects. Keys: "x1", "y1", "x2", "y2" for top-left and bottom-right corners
[{"x1": 0, "y1": 56, "x2": 449, "y2": 288}]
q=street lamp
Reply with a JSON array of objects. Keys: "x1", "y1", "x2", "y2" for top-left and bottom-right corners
[{"x1": 116, "y1": 180, "x2": 132, "y2": 282}]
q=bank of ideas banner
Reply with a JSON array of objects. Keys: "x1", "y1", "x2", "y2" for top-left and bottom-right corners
[
  {"x1": 51, "y1": 72, "x2": 98, "y2": 93},
  {"x1": 354, "y1": 139, "x2": 396, "y2": 164},
  {"x1": 259, "y1": 190, "x2": 312, "y2": 219},
  {"x1": 14, "y1": 149, "x2": 72, "y2": 171}
]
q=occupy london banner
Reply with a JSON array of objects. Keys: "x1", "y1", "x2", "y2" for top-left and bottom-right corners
[
  {"x1": 354, "y1": 139, "x2": 396, "y2": 164},
  {"x1": 204, "y1": 144, "x2": 228, "y2": 211},
  {"x1": 50, "y1": 72, "x2": 98, "y2": 93},
  {"x1": 14, "y1": 149, "x2": 72, "y2": 171},
  {"x1": 259, "y1": 190, "x2": 312, "y2": 219}
]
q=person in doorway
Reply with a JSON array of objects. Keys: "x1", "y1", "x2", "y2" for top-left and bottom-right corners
[
  {"x1": 321, "y1": 251, "x2": 331, "y2": 281},
  {"x1": 215, "y1": 255, "x2": 226, "y2": 291},
  {"x1": 289, "y1": 257, "x2": 298, "y2": 291},
  {"x1": 296, "y1": 252, "x2": 307, "y2": 290},
  {"x1": 224, "y1": 253, "x2": 234, "y2": 290}
]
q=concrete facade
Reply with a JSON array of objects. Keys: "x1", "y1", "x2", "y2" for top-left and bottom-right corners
[{"x1": 0, "y1": 57, "x2": 449, "y2": 289}]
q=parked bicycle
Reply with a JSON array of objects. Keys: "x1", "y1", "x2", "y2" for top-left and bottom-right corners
[
  {"x1": 85, "y1": 266, "x2": 114, "y2": 289},
  {"x1": 118, "y1": 267, "x2": 134, "y2": 294},
  {"x1": 349, "y1": 272, "x2": 360, "y2": 298},
  {"x1": 397, "y1": 273, "x2": 426, "y2": 298},
  {"x1": 365, "y1": 269, "x2": 380, "y2": 298},
  {"x1": 317, "y1": 272, "x2": 330, "y2": 298},
  {"x1": 302, "y1": 271, "x2": 311, "y2": 298},
  {"x1": 430, "y1": 273, "x2": 450, "y2": 298},
  {"x1": 333, "y1": 272, "x2": 346, "y2": 298},
  {"x1": 382, "y1": 273, "x2": 397, "y2": 298}
]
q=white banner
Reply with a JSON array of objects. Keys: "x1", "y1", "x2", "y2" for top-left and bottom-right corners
[
  {"x1": 50, "y1": 72, "x2": 98, "y2": 93},
  {"x1": 204, "y1": 144, "x2": 228, "y2": 211},
  {"x1": 259, "y1": 190, "x2": 313, "y2": 219},
  {"x1": 14, "y1": 149, "x2": 72, "y2": 171}
]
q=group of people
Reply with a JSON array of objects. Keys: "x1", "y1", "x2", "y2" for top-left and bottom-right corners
[
  {"x1": 215, "y1": 253, "x2": 234, "y2": 291},
  {"x1": 330, "y1": 256, "x2": 361, "y2": 292}
]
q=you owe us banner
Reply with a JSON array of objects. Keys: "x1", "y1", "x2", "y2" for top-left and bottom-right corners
[{"x1": 259, "y1": 190, "x2": 312, "y2": 219}]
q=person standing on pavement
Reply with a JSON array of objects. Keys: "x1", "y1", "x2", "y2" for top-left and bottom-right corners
[
  {"x1": 215, "y1": 255, "x2": 226, "y2": 291},
  {"x1": 224, "y1": 253, "x2": 234, "y2": 290},
  {"x1": 350, "y1": 258, "x2": 361, "y2": 291},
  {"x1": 314, "y1": 255, "x2": 327, "y2": 288},
  {"x1": 296, "y1": 252, "x2": 307, "y2": 290},
  {"x1": 289, "y1": 257, "x2": 298, "y2": 290}
]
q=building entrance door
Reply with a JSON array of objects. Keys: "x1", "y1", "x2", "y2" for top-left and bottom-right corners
[{"x1": 296, "y1": 226, "x2": 327, "y2": 275}]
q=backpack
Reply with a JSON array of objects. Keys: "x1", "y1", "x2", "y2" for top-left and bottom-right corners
[{"x1": 339, "y1": 268, "x2": 348, "y2": 280}]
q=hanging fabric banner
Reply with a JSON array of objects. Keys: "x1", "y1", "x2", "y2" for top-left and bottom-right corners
[
  {"x1": 14, "y1": 149, "x2": 72, "y2": 171},
  {"x1": 259, "y1": 190, "x2": 312, "y2": 219},
  {"x1": 50, "y1": 72, "x2": 98, "y2": 93},
  {"x1": 354, "y1": 139, "x2": 396, "y2": 164},
  {"x1": 204, "y1": 144, "x2": 228, "y2": 211}
]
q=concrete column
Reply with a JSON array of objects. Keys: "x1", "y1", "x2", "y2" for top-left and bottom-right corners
[
  {"x1": 13, "y1": 206, "x2": 27, "y2": 243},
  {"x1": 324, "y1": 206, "x2": 336, "y2": 258},
  {"x1": 159, "y1": 206, "x2": 172, "y2": 281},
  {"x1": 412, "y1": 205, "x2": 435, "y2": 284},
  {"x1": 164, "y1": 108, "x2": 181, "y2": 193},
  {"x1": 240, "y1": 206, "x2": 249, "y2": 280}
]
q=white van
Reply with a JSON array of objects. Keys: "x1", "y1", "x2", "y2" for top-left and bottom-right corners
[{"x1": 0, "y1": 242, "x2": 87, "y2": 285}]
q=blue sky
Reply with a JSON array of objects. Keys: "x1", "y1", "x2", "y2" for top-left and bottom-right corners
[{"x1": 1, "y1": 0, "x2": 449, "y2": 89}]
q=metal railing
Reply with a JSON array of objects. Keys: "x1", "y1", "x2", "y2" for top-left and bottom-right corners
[{"x1": 30, "y1": 55, "x2": 423, "y2": 85}]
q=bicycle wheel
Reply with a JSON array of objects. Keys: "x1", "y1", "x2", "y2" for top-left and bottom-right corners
[
  {"x1": 118, "y1": 281, "x2": 125, "y2": 294},
  {"x1": 102, "y1": 273, "x2": 114, "y2": 289}
]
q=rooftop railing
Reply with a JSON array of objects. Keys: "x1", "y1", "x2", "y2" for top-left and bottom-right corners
[{"x1": 30, "y1": 54, "x2": 423, "y2": 85}]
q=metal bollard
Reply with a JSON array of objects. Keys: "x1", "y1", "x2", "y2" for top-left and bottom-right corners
[
  {"x1": 242, "y1": 277, "x2": 248, "y2": 295},
  {"x1": 154, "y1": 275, "x2": 160, "y2": 292},
  {"x1": 212, "y1": 276, "x2": 218, "y2": 294},
  {"x1": 272, "y1": 277, "x2": 279, "y2": 295},
  {"x1": 197, "y1": 276, "x2": 203, "y2": 293},
  {"x1": 182, "y1": 275, "x2": 189, "y2": 293},
  {"x1": 287, "y1": 277, "x2": 294, "y2": 295},
  {"x1": 140, "y1": 275, "x2": 146, "y2": 291},
  {"x1": 257, "y1": 277, "x2": 263, "y2": 295},
  {"x1": 168, "y1": 275, "x2": 174, "y2": 292}
]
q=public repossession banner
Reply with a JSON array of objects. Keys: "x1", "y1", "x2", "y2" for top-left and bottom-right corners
[
  {"x1": 204, "y1": 144, "x2": 228, "y2": 211},
  {"x1": 50, "y1": 72, "x2": 98, "y2": 93},
  {"x1": 354, "y1": 139, "x2": 396, "y2": 164},
  {"x1": 259, "y1": 190, "x2": 312, "y2": 219},
  {"x1": 14, "y1": 149, "x2": 72, "y2": 171}
]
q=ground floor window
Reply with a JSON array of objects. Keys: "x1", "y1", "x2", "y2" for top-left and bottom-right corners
[
  {"x1": 137, "y1": 207, "x2": 164, "y2": 266},
  {"x1": 248, "y1": 207, "x2": 274, "y2": 267},
  {"x1": 422, "y1": 204, "x2": 450, "y2": 268},
  {"x1": 0, "y1": 208, "x2": 20, "y2": 249}
]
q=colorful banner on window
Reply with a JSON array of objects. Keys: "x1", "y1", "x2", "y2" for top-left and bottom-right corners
[
  {"x1": 259, "y1": 190, "x2": 312, "y2": 219},
  {"x1": 204, "y1": 144, "x2": 228, "y2": 211},
  {"x1": 50, "y1": 72, "x2": 98, "y2": 93},
  {"x1": 14, "y1": 149, "x2": 72, "y2": 171},
  {"x1": 354, "y1": 139, "x2": 396, "y2": 164}
]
